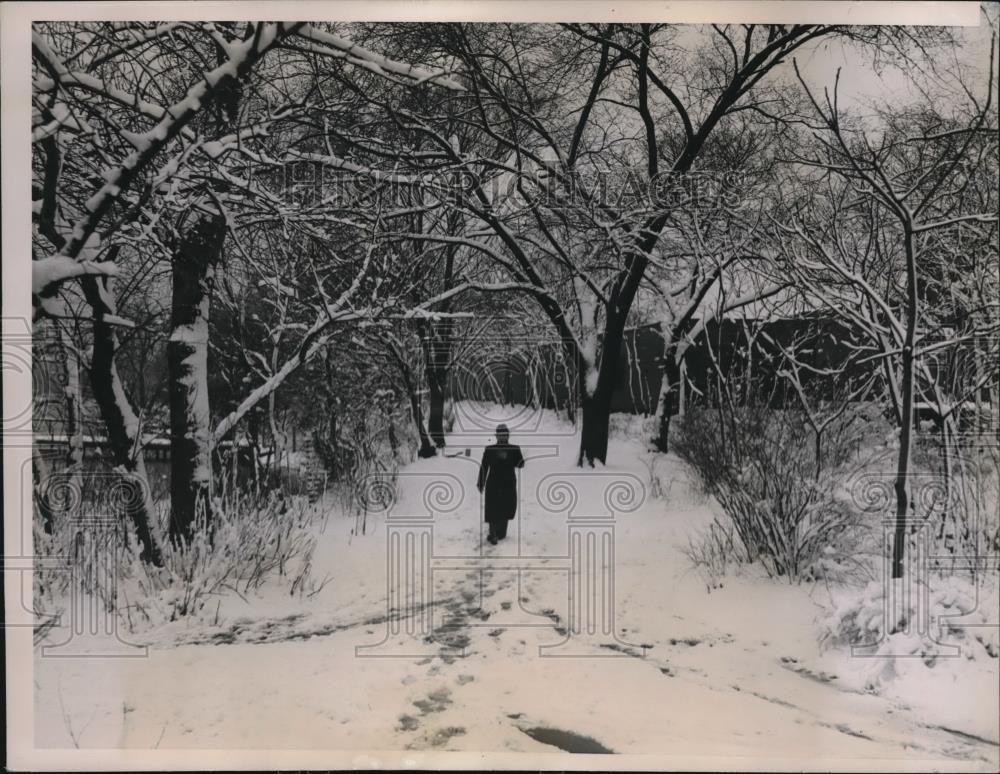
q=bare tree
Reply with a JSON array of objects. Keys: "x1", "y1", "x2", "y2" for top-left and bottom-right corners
[
  {"x1": 772, "y1": 42, "x2": 998, "y2": 578},
  {"x1": 31, "y1": 21, "x2": 463, "y2": 557},
  {"x1": 401, "y1": 23, "x2": 875, "y2": 464}
]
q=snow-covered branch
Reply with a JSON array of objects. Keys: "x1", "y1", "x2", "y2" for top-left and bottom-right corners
[
  {"x1": 32, "y1": 256, "x2": 119, "y2": 299},
  {"x1": 294, "y1": 26, "x2": 464, "y2": 90}
]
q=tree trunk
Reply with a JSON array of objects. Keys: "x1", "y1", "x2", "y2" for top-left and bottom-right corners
[
  {"x1": 653, "y1": 349, "x2": 681, "y2": 453},
  {"x1": 388, "y1": 416, "x2": 400, "y2": 462},
  {"x1": 326, "y1": 402, "x2": 339, "y2": 478},
  {"x1": 62, "y1": 325, "x2": 85, "y2": 534},
  {"x1": 395, "y1": 347, "x2": 436, "y2": 459},
  {"x1": 425, "y1": 237, "x2": 456, "y2": 448},
  {"x1": 579, "y1": 317, "x2": 624, "y2": 465},
  {"x1": 168, "y1": 26, "x2": 245, "y2": 544},
  {"x1": 427, "y1": 372, "x2": 447, "y2": 447},
  {"x1": 409, "y1": 384, "x2": 436, "y2": 459},
  {"x1": 33, "y1": 454, "x2": 56, "y2": 535},
  {"x1": 59, "y1": 323, "x2": 85, "y2": 478},
  {"x1": 579, "y1": 387, "x2": 614, "y2": 466},
  {"x1": 938, "y1": 413, "x2": 961, "y2": 552},
  {"x1": 814, "y1": 429, "x2": 824, "y2": 480},
  {"x1": 168, "y1": 213, "x2": 226, "y2": 546},
  {"x1": 423, "y1": 320, "x2": 452, "y2": 448},
  {"x1": 88, "y1": 314, "x2": 163, "y2": 565},
  {"x1": 892, "y1": 228, "x2": 919, "y2": 581}
]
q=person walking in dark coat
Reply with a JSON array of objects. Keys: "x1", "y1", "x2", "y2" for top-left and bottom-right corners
[{"x1": 477, "y1": 424, "x2": 524, "y2": 545}]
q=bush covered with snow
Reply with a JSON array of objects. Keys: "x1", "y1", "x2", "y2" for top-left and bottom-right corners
[
  {"x1": 818, "y1": 575, "x2": 999, "y2": 690},
  {"x1": 673, "y1": 405, "x2": 871, "y2": 582},
  {"x1": 682, "y1": 518, "x2": 749, "y2": 589},
  {"x1": 32, "y1": 519, "x2": 74, "y2": 645},
  {"x1": 34, "y1": 490, "x2": 326, "y2": 637}
]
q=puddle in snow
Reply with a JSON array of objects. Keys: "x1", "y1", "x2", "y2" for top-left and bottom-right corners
[{"x1": 518, "y1": 725, "x2": 614, "y2": 753}]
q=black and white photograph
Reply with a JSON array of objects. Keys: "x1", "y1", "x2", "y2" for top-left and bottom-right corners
[{"x1": 3, "y1": 1, "x2": 999, "y2": 769}]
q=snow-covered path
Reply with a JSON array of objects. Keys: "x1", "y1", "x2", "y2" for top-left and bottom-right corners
[{"x1": 34, "y1": 405, "x2": 999, "y2": 768}]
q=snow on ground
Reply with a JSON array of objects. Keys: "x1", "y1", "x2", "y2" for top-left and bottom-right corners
[{"x1": 34, "y1": 402, "x2": 999, "y2": 768}]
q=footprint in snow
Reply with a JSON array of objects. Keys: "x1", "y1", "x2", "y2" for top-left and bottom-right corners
[
  {"x1": 429, "y1": 726, "x2": 466, "y2": 747},
  {"x1": 412, "y1": 688, "x2": 452, "y2": 715}
]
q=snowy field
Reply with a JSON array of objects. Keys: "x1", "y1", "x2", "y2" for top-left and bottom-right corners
[{"x1": 34, "y1": 403, "x2": 999, "y2": 768}]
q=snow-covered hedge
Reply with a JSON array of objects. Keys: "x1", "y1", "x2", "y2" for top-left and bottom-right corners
[
  {"x1": 673, "y1": 405, "x2": 870, "y2": 581},
  {"x1": 819, "y1": 576, "x2": 999, "y2": 689},
  {"x1": 34, "y1": 490, "x2": 325, "y2": 637}
]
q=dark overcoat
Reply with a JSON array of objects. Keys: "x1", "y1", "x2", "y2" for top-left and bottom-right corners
[{"x1": 477, "y1": 443, "x2": 524, "y2": 522}]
